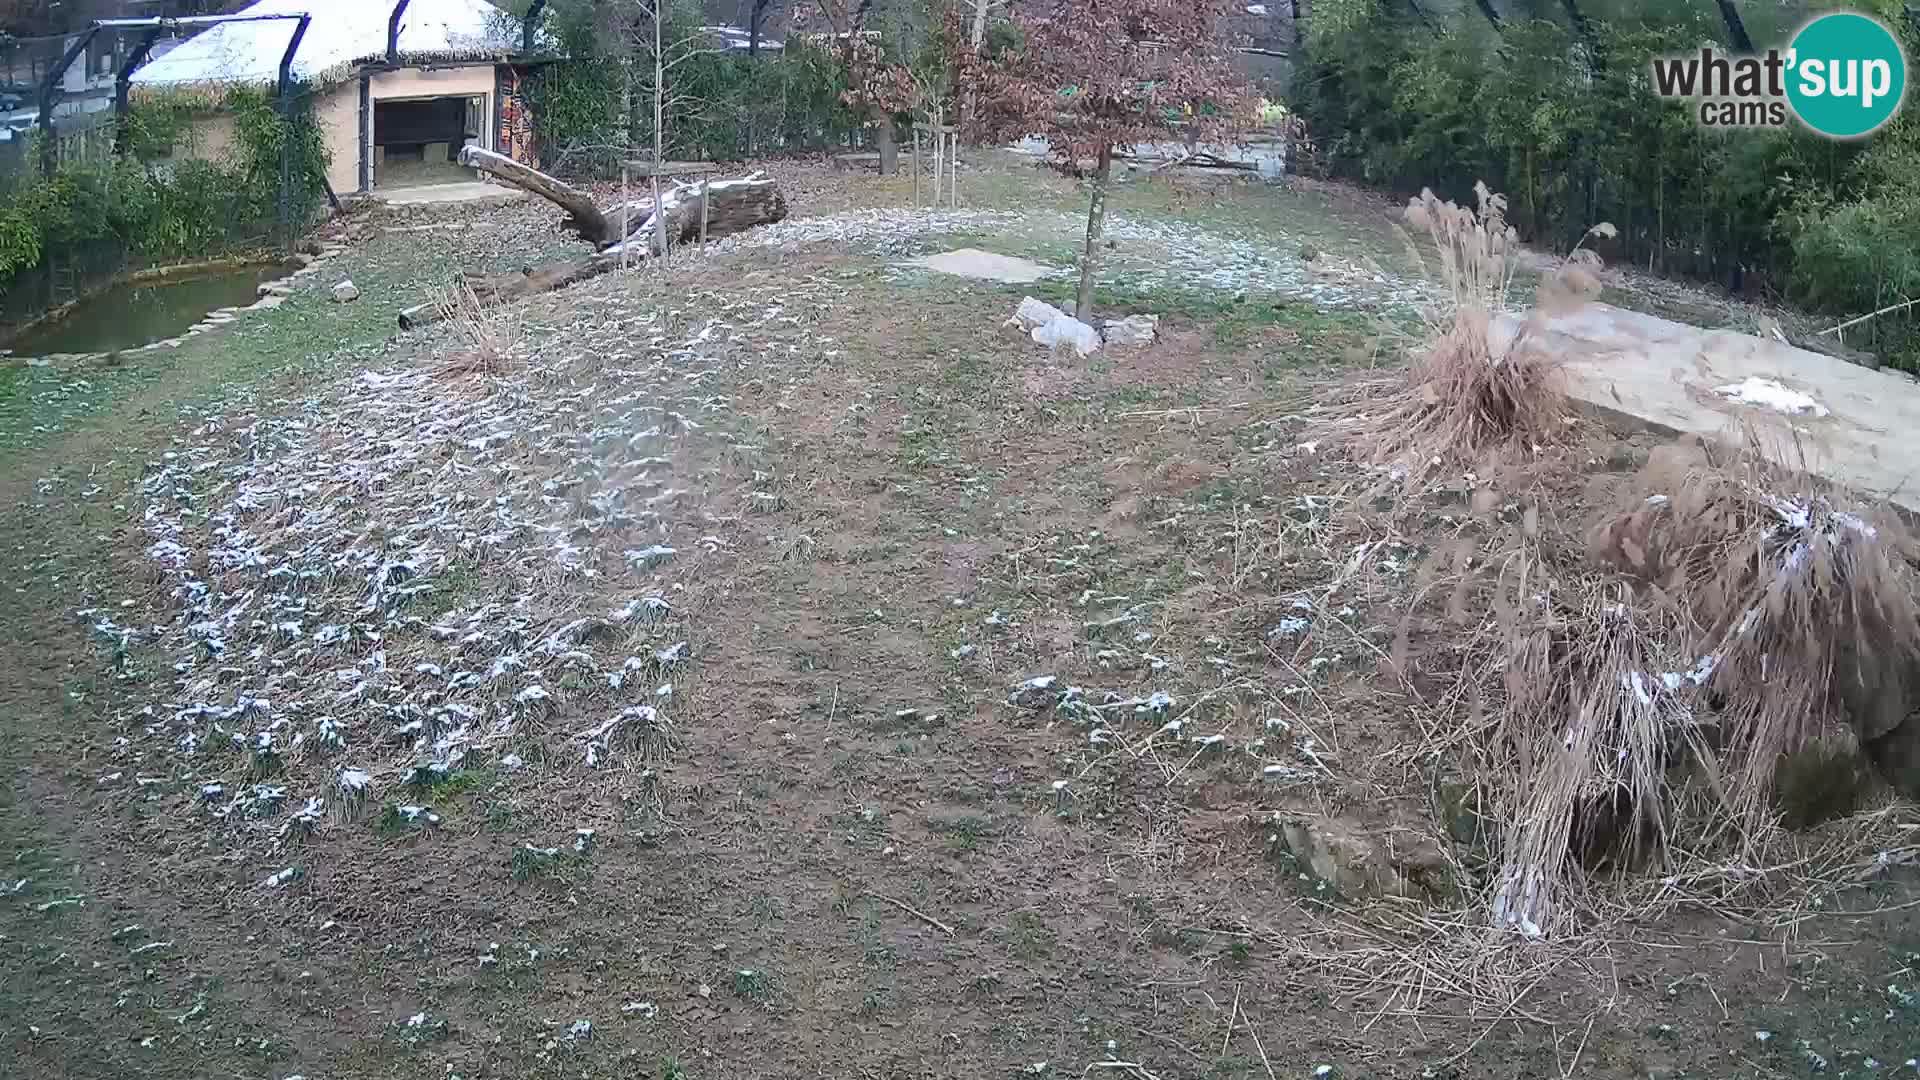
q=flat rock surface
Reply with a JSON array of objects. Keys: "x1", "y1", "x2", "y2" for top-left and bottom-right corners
[
  {"x1": 907, "y1": 247, "x2": 1059, "y2": 284},
  {"x1": 1497, "y1": 302, "x2": 1920, "y2": 511}
]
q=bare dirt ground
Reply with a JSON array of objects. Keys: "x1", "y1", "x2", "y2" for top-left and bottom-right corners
[{"x1": 1, "y1": 157, "x2": 1915, "y2": 1080}]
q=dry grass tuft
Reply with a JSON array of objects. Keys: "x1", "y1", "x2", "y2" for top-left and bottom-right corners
[
  {"x1": 434, "y1": 276, "x2": 522, "y2": 378},
  {"x1": 1351, "y1": 184, "x2": 1610, "y2": 490},
  {"x1": 1346, "y1": 201, "x2": 1918, "y2": 937},
  {"x1": 1472, "y1": 434, "x2": 1920, "y2": 935},
  {"x1": 1482, "y1": 571, "x2": 1705, "y2": 935},
  {"x1": 1591, "y1": 436, "x2": 1920, "y2": 822}
]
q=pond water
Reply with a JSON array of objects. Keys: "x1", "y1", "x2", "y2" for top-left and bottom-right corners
[{"x1": 1, "y1": 262, "x2": 302, "y2": 358}]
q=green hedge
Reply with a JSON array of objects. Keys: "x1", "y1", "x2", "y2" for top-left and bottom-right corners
[
  {"x1": 1291, "y1": 0, "x2": 1920, "y2": 365},
  {"x1": 529, "y1": 43, "x2": 862, "y2": 176},
  {"x1": 0, "y1": 89, "x2": 326, "y2": 309}
]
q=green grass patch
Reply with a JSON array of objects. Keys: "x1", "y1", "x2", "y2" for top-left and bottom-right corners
[
  {"x1": 418, "y1": 766, "x2": 496, "y2": 801},
  {"x1": 508, "y1": 843, "x2": 589, "y2": 884},
  {"x1": 1012, "y1": 278, "x2": 1390, "y2": 357}
]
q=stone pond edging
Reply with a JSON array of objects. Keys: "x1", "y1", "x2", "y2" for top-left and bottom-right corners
[{"x1": 2, "y1": 243, "x2": 350, "y2": 370}]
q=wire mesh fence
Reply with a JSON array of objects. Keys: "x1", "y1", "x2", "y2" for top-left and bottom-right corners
[{"x1": 0, "y1": 21, "x2": 325, "y2": 332}]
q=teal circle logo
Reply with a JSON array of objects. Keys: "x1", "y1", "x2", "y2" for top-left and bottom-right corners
[{"x1": 1786, "y1": 12, "x2": 1907, "y2": 139}]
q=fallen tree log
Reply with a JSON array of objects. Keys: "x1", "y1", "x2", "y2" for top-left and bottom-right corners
[
  {"x1": 398, "y1": 256, "x2": 620, "y2": 330},
  {"x1": 626, "y1": 173, "x2": 788, "y2": 250},
  {"x1": 459, "y1": 146, "x2": 613, "y2": 245},
  {"x1": 456, "y1": 146, "x2": 789, "y2": 250},
  {"x1": 398, "y1": 169, "x2": 789, "y2": 330}
]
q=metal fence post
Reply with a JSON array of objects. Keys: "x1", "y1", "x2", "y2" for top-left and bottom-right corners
[{"x1": 276, "y1": 14, "x2": 312, "y2": 249}]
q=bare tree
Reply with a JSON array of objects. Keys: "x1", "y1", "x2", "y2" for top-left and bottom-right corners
[
  {"x1": 960, "y1": 0, "x2": 1258, "y2": 321},
  {"x1": 624, "y1": 0, "x2": 722, "y2": 253}
]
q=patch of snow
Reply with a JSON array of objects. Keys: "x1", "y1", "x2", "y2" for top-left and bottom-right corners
[{"x1": 1715, "y1": 377, "x2": 1830, "y2": 417}]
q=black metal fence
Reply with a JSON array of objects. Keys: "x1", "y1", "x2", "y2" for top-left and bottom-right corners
[{"x1": 0, "y1": 30, "x2": 121, "y2": 190}]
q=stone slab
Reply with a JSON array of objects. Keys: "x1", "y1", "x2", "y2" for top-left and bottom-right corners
[
  {"x1": 908, "y1": 248, "x2": 1058, "y2": 284},
  {"x1": 1495, "y1": 302, "x2": 1920, "y2": 512}
]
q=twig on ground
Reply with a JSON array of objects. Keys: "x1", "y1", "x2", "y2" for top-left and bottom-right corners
[
  {"x1": 1442, "y1": 972, "x2": 1548, "y2": 1067},
  {"x1": 1237, "y1": 1002, "x2": 1279, "y2": 1080},
  {"x1": 869, "y1": 893, "x2": 955, "y2": 936},
  {"x1": 1083, "y1": 1063, "x2": 1163, "y2": 1080},
  {"x1": 1114, "y1": 402, "x2": 1256, "y2": 420},
  {"x1": 1562, "y1": 1013, "x2": 1597, "y2": 1078},
  {"x1": 1125, "y1": 1025, "x2": 1210, "y2": 1067},
  {"x1": 1222, "y1": 985, "x2": 1240, "y2": 1059}
]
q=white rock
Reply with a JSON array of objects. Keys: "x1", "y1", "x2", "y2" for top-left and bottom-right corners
[
  {"x1": 1008, "y1": 295, "x2": 1067, "y2": 331},
  {"x1": 1102, "y1": 314, "x2": 1159, "y2": 347},
  {"x1": 1033, "y1": 316, "x2": 1100, "y2": 357},
  {"x1": 331, "y1": 280, "x2": 360, "y2": 303},
  {"x1": 1040, "y1": 317, "x2": 1100, "y2": 356},
  {"x1": 1007, "y1": 296, "x2": 1102, "y2": 357}
]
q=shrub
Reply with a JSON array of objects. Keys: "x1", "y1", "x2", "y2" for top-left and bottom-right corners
[
  {"x1": 0, "y1": 88, "x2": 324, "y2": 304},
  {"x1": 1787, "y1": 195, "x2": 1920, "y2": 315},
  {"x1": 529, "y1": 43, "x2": 862, "y2": 175}
]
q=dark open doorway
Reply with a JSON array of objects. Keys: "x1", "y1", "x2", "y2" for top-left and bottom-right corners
[{"x1": 372, "y1": 94, "x2": 484, "y2": 189}]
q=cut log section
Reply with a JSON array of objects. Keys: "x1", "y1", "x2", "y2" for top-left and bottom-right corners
[
  {"x1": 401, "y1": 155, "x2": 790, "y2": 329},
  {"x1": 614, "y1": 174, "x2": 788, "y2": 252}
]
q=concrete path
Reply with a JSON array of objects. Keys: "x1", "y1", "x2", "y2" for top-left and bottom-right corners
[
  {"x1": 1498, "y1": 303, "x2": 1920, "y2": 511},
  {"x1": 373, "y1": 182, "x2": 527, "y2": 207}
]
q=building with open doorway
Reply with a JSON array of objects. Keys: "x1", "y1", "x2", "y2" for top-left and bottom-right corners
[{"x1": 128, "y1": 0, "x2": 548, "y2": 197}]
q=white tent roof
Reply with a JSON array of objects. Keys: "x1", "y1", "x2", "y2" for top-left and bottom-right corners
[{"x1": 131, "y1": 0, "x2": 518, "y2": 90}]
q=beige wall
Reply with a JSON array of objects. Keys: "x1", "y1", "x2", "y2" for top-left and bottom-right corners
[
  {"x1": 170, "y1": 68, "x2": 496, "y2": 195},
  {"x1": 316, "y1": 81, "x2": 360, "y2": 195},
  {"x1": 173, "y1": 85, "x2": 357, "y2": 195},
  {"x1": 369, "y1": 66, "x2": 494, "y2": 102},
  {"x1": 179, "y1": 112, "x2": 239, "y2": 163}
]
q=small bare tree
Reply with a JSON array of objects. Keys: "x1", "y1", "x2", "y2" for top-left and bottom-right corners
[
  {"x1": 960, "y1": 0, "x2": 1258, "y2": 320},
  {"x1": 623, "y1": 0, "x2": 721, "y2": 257}
]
